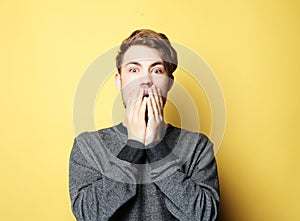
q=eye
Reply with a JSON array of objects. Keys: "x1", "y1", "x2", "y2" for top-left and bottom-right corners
[
  {"x1": 151, "y1": 68, "x2": 164, "y2": 74},
  {"x1": 128, "y1": 67, "x2": 139, "y2": 73}
]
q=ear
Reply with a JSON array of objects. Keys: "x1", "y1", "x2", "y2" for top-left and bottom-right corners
[
  {"x1": 168, "y1": 77, "x2": 174, "y2": 91},
  {"x1": 115, "y1": 73, "x2": 121, "y2": 90}
]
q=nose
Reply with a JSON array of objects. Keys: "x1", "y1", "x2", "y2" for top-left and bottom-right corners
[{"x1": 140, "y1": 72, "x2": 153, "y2": 88}]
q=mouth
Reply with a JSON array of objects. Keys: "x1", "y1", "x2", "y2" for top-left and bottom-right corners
[{"x1": 143, "y1": 89, "x2": 149, "y2": 98}]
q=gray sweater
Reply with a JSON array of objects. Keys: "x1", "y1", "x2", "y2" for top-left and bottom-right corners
[{"x1": 69, "y1": 123, "x2": 219, "y2": 221}]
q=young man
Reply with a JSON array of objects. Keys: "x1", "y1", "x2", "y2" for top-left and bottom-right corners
[{"x1": 69, "y1": 29, "x2": 220, "y2": 221}]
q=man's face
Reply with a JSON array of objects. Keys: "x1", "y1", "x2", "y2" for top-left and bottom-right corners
[{"x1": 115, "y1": 45, "x2": 173, "y2": 108}]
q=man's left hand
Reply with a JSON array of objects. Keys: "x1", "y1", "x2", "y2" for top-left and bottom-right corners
[{"x1": 145, "y1": 86, "x2": 167, "y2": 146}]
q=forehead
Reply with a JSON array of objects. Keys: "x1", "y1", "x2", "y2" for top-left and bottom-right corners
[{"x1": 122, "y1": 45, "x2": 163, "y2": 65}]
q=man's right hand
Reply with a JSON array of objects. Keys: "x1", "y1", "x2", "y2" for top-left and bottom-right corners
[{"x1": 125, "y1": 88, "x2": 147, "y2": 144}]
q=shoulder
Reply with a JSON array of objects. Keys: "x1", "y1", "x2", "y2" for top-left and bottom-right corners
[
  {"x1": 169, "y1": 125, "x2": 214, "y2": 166},
  {"x1": 72, "y1": 125, "x2": 124, "y2": 157},
  {"x1": 169, "y1": 127, "x2": 216, "y2": 173},
  {"x1": 169, "y1": 125, "x2": 213, "y2": 148},
  {"x1": 74, "y1": 125, "x2": 118, "y2": 145}
]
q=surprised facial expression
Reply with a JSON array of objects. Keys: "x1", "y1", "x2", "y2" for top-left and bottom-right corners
[{"x1": 115, "y1": 45, "x2": 173, "y2": 108}]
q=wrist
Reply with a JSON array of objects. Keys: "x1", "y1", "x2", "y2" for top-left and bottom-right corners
[
  {"x1": 128, "y1": 135, "x2": 144, "y2": 144},
  {"x1": 127, "y1": 139, "x2": 145, "y2": 149}
]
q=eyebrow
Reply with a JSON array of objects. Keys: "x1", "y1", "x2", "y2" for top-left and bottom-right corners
[
  {"x1": 150, "y1": 61, "x2": 165, "y2": 68},
  {"x1": 124, "y1": 61, "x2": 142, "y2": 67},
  {"x1": 124, "y1": 61, "x2": 165, "y2": 68}
]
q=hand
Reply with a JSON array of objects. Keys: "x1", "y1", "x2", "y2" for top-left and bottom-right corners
[
  {"x1": 125, "y1": 88, "x2": 147, "y2": 143},
  {"x1": 145, "y1": 86, "x2": 167, "y2": 146}
]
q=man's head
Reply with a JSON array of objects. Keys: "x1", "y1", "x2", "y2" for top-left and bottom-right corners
[
  {"x1": 115, "y1": 29, "x2": 178, "y2": 109},
  {"x1": 116, "y1": 29, "x2": 178, "y2": 78}
]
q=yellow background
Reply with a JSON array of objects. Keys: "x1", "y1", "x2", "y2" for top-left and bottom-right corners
[{"x1": 1, "y1": 0, "x2": 299, "y2": 220}]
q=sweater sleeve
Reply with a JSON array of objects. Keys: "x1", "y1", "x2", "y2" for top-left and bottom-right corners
[
  {"x1": 69, "y1": 138, "x2": 136, "y2": 221},
  {"x1": 154, "y1": 135, "x2": 220, "y2": 221},
  {"x1": 146, "y1": 140, "x2": 172, "y2": 163},
  {"x1": 117, "y1": 140, "x2": 146, "y2": 164}
]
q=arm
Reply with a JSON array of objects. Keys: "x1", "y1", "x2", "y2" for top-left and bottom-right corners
[
  {"x1": 153, "y1": 135, "x2": 220, "y2": 221},
  {"x1": 144, "y1": 86, "x2": 219, "y2": 220},
  {"x1": 69, "y1": 138, "x2": 136, "y2": 221},
  {"x1": 117, "y1": 140, "x2": 146, "y2": 164}
]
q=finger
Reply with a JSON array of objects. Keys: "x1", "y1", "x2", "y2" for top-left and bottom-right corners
[
  {"x1": 126, "y1": 97, "x2": 134, "y2": 121},
  {"x1": 136, "y1": 87, "x2": 144, "y2": 107},
  {"x1": 148, "y1": 87, "x2": 156, "y2": 115},
  {"x1": 153, "y1": 86, "x2": 162, "y2": 112},
  {"x1": 146, "y1": 96, "x2": 154, "y2": 118},
  {"x1": 126, "y1": 88, "x2": 140, "y2": 116},
  {"x1": 149, "y1": 87, "x2": 159, "y2": 117},
  {"x1": 156, "y1": 87, "x2": 164, "y2": 113},
  {"x1": 139, "y1": 86, "x2": 144, "y2": 99},
  {"x1": 151, "y1": 95, "x2": 159, "y2": 118},
  {"x1": 133, "y1": 88, "x2": 144, "y2": 116},
  {"x1": 139, "y1": 97, "x2": 147, "y2": 119}
]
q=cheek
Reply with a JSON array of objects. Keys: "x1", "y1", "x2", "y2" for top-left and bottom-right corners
[
  {"x1": 121, "y1": 78, "x2": 137, "y2": 91},
  {"x1": 152, "y1": 78, "x2": 170, "y2": 94},
  {"x1": 121, "y1": 79, "x2": 139, "y2": 97},
  {"x1": 120, "y1": 74, "x2": 140, "y2": 88}
]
